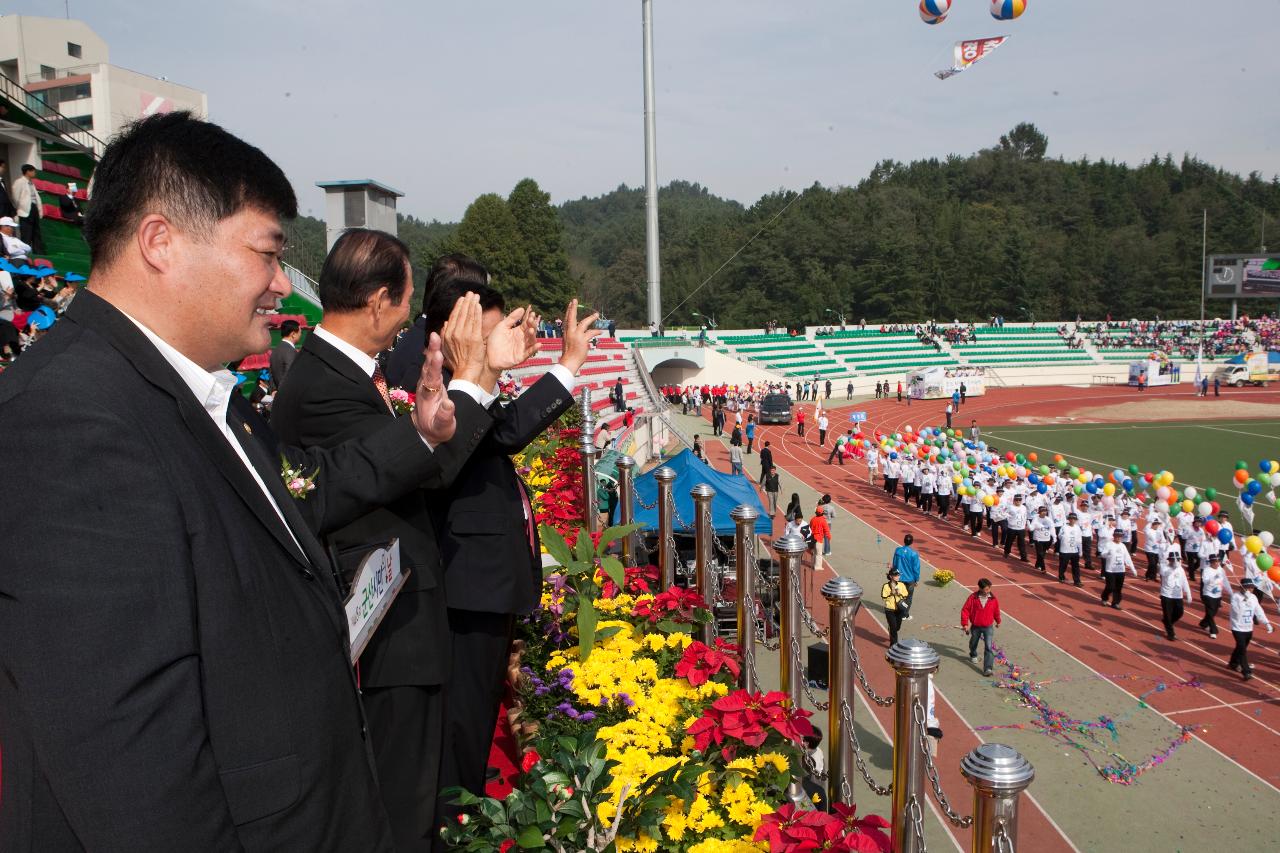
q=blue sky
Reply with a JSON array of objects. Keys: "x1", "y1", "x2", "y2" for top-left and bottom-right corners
[{"x1": 11, "y1": 1, "x2": 1278, "y2": 220}]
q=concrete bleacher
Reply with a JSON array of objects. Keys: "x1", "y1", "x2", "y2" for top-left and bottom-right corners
[
  {"x1": 508, "y1": 338, "x2": 654, "y2": 433},
  {"x1": 717, "y1": 333, "x2": 846, "y2": 378},
  {"x1": 816, "y1": 331, "x2": 959, "y2": 376},
  {"x1": 950, "y1": 328, "x2": 1094, "y2": 366}
]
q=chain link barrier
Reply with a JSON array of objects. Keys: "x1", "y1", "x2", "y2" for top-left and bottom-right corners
[
  {"x1": 790, "y1": 634, "x2": 829, "y2": 710},
  {"x1": 907, "y1": 795, "x2": 928, "y2": 853},
  {"x1": 994, "y1": 819, "x2": 1016, "y2": 853},
  {"x1": 843, "y1": 621, "x2": 895, "y2": 707},
  {"x1": 839, "y1": 698, "x2": 892, "y2": 797},
  {"x1": 913, "y1": 698, "x2": 973, "y2": 828}
]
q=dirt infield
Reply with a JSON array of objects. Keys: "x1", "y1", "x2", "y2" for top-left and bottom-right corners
[{"x1": 1012, "y1": 397, "x2": 1280, "y2": 425}]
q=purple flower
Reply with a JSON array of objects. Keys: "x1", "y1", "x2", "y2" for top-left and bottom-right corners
[{"x1": 579, "y1": 711, "x2": 597, "y2": 722}]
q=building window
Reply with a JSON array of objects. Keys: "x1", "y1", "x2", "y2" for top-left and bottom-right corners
[
  {"x1": 343, "y1": 189, "x2": 366, "y2": 227},
  {"x1": 67, "y1": 42, "x2": 82, "y2": 59},
  {"x1": 69, "y1": 115, "x2": 93, "y2": 130},
  {"x1": 40, "y1": 64, "x2": 55, "y2": 80}
]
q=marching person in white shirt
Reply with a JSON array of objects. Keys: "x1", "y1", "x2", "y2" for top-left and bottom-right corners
[
  {"x1": 866, "y1": 445, "x2": 880, "y2": 485},
  {"x1": 1197, "y1": 553, "x2": 1230, "y2": 639},
  {"x1": 965, "y1": 481, "x2": 985, "y2": 536},
  {"x1": 1003, "y1": 493, "x2": 1029, "y2": 562},
  {"x1": 1077, "y1": 501, "x2": 1095, "y2": 573},
  {"x1": 1228, "y1": 577, "x2": 1273, "y2": 681},
  {"x1": 935, "y1": 468, "x2": 953, "y2": 520},
  {"x1": 1051, "y1": 497, "x2": 1067, "y2": 548},
  {"x1": 1117, "y1": 509, "x2": 1136, "y2": 556},
  {"x1": 1058, "y1": 512, "x2": 1084, "y2": 586},
  {"x1": 1183, "y1": 518, "x2": 1205, "y2": 583},
  {"x1": 1030, "y1": 505, "x2": 1056, "y2": 573},
  {"x1": 1159, "y1": 551, "x2": 1193, "y2": 641},
  {"x1": 919, "y1": 465, "x2": 936, "y2": 515},
  {"x1": 1142, "y1": 517, "x2": 1169, "y2": 581},
  {"x1": 1101, "y1": 528, "x2": 1138, "y2": 609},
  {"x1": 900, "y1": 457, "x2": 916, "y2": 507},
  {"x1": 988, "y1": 488, "x2": 1007, "y2": 548},
  {"x1": 884, "y1": 455, "x2": 900, "y2": 496}
]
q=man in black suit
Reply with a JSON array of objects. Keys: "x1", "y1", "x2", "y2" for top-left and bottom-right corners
[
  {"x1": 613, "y1": 376, "x2": 625, "y2": 411},
  {"x1": 269, "y1": 317, "x2": 302, "y2": 390},
  {"x1": 385, "y1": 254, "x2": 479, "y2": 391},
  {"x1": 0, "y1": 112, "x2": 460, "y2": 851},
  {"x1": 424, "y1": 261, "x2": 600, "y2": 814},
  {"x1": 271, "y1": 230, "x2": 537, "y2": 851},
  {"x1": 0, "y1": 159, "x2": 17, "y2": 219},
  {"x1": 758, "y1": 440, "x2": 774, "y2": 484}
]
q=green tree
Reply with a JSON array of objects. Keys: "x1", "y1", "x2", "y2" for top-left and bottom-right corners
[
  {"x1": 450, "y1": 193, "x2": 533, "y2": 304},
  {"x1": 508, "y1": 178, "x2": 577, "y2": 311},
  {"x1": 999, "y1": 122, "x2": 1049, "y2": 162}
]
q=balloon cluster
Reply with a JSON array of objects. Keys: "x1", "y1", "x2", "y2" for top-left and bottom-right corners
[
  {"x1": 918, "y1": 0, "x2": 1027, "y2": 25},
  {"x1": 869, "y1": 425, "x2": 1280, "y2": 573},
  {"x1": 1231, "y1": 459, "x2": 1280, "y2": 583}
]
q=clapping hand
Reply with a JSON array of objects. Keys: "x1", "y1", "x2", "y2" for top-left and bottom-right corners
[
  {"x1": 440, "y1": 293, "x2": 484, "y2": 385},
  {"x1": 411, "y1": 332, "x2": 456, "y2": 446},
  {"x1": 484, "y1": 305, "x2": 541, "y2": 382},
  {"x1": 557, "y1": 298, "x2": 602, "y2": 375}
]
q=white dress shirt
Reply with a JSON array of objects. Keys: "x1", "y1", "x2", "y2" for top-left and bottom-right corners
[
  {"x1": 449, "y1": 362, "x2": 574, "y2": 408},
  {"x1": 1059, "y1": 524, "x2": 1082, "y2": 554},
  {"x1": 1159, "y1": 564, "x2": 1192, "y2": 601},
  {"x1": 124, "y1": 313, "x2": 302, "y2": 550},
  {"x1": 1229, "y1": 591, "x2": 1272, "y2": 633},
  {"x1": 1200, "y1": 564, "x2": 1228, "y2": 598}
]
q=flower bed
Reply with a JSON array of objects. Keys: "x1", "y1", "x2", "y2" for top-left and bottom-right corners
[{"x1": 441, "y1": 513, "x2": 891, "y2": 851}]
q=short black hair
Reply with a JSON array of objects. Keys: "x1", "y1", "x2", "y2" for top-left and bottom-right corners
[
  {"x1": 279, "y1": 319, "x2": 300, "y2": 338},
  {"x1": 903, "y1": 533, "x2": 913, "y2": 546},
  {"x1": 977, "y1": 578, "x2": 992, "y2": 590},
  {"x1": 20, "y1": 163, "x2": 34, "y2": 175},
  {"x1": 420, "y1": 253, "x2": 498, "y2": 334},
  {"x1": 318, "y1": 228, "x2": 411, "y2": 313},
  {"x1": 83, "y1": 111, "x2": 297, "y2": 269}
]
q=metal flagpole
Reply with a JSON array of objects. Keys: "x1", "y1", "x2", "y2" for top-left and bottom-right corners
[
  {"x1": 641, "y1": 0, "x2": 662, "y2": 328},
  {"x1": 1197, "y1": 209, "x2": 1206, "y2": 385}
]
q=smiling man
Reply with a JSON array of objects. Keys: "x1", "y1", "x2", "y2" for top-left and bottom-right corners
[{"x1": 0, "y1": 112, "x2": 458, "y2": 851}]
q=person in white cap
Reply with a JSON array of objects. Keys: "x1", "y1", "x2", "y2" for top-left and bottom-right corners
[
  {"x1": 1003, "y1": 493, "x2": 1028, "y2": 562},
  {"x1": 1030, "y1": 505, "x2": 1056, "y2": 572},
  {"x1": 1101, "y1": 528, "x2": 1138, "y2": 609},
  {"x1": 1197, "y1": 553, "x2": 1230, "y2": 640},
  {"x1": 1159, "y1": 551, "x2": 1193, "y2": 640},
  {"x1": 1228, "y1": 577, "x2": 1273, "y2": 681},
  {"x1": 1058, "y1": 512, "x2": 1083, "y2": 586},
  {"x1": 0, "y1": 215, "x2": 31, "y2": 260},
  {"x1": 1142, "y1": 517, "x2": 1169, "y2": 581}
]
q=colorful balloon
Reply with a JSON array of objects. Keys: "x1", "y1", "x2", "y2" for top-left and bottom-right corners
[
  {"x1": 1217, "y1": 528, "x2": 1234, "y2": 545},
  {"x1": 990, "y1": 0, "x2": 1027, "y2": 19},
  {"x1": 1246, "y1": 535, "x2": 1264, "y2": 555},
  {"x1": 920, "y1": 0, "x2": 948, "y2": 23},
  {"x1": 1262, "y1": 531, "x2": 1275, "y2": 549},
  {"x1": 1196, "y1": 501, "x2": 1213, "y2": 517}
]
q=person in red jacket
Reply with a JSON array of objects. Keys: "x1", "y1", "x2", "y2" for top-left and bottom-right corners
[{"x1": 960, "y1": 578, "x2": 1001, "y2": 676}]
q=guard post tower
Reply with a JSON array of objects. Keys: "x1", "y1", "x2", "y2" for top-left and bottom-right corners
[{"x1": 316, "y1": 179, "x2": 405, "y2": 250}]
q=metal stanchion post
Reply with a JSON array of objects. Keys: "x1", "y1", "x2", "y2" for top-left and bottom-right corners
[
  {"x1": 822, "y1": 576, "x2": 863, "y2": 809},
  {"x1": 578, "y1": 389, "x2": 598, "y2": 532},
  {"x1": 775, "y1": 532, "x2": 809, "y2": 806},
  {"x1": 887, "y1": 639, "x2": 939, "y2": 853},
  {"x1": 654, "y1": 466, "x2": 677, "y2": 588},
  {"x1": 961, "y1": 744, "x2": 1034, "y2": 853},
  {"x1": 615, "y1": 455, "x2": 637, "y2": 566},
  {"x1": 691, "y1": 483, "x2": 717, "y2": 645},
  {"x1": 731, "y1": 504, "x2": 759, "y2": 692}
]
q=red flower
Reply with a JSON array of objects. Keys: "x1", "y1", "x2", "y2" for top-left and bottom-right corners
[
  {"x1": 599, "y1": 564, "x2": 660, "y2": 599},
  {"x1": 520, "y1": 749, "x2": 541, "y2": 773},
  {"x1": 674, "y1": 638, "x2": 742, "y2": 686},
  {"x1": 499, "y1": 842, "x2": 515, "y2": 853},
  {"x1": 630, "y1": 585, "x2": 708, "y2": 624},
  {"x1": 686, "y1": 689, "x2": 815, "y2": 752},
  {"x1": 755, "y1": 803, "x2": 891, "y2": 852}
]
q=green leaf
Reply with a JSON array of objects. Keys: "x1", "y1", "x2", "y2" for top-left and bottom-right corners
[
  {"x1": 534, "y1": 798, "x2": 553, "y2": 824},
  {"x1": 655, "y1": 619, "x2": 692, "y2": 635},
  {"x1": 576, "y1": 599, "x2": 599, "y2": 661},
  {"x1": 572, "y1": 527, "x2": 594, "y2": 563},
  {"x1": 598, "y1": 556, "x2": 625, "y2": 590},
  {"x1": 597, "y1": 523, "x2": 642, "y2": 554},
  {"x1": 541, "y1": 525, "x2": 574, "y2": 569},
  {"x1": 517, "y1": 824, "x2": 546, "y2": 848},
  {"x1": 595, "y1": 626, "x2": 620, "y2": 643}
]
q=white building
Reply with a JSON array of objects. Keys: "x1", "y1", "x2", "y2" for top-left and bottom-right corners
[{"x1": 0, "y1": 15, "x2": 207, "y2": 141}]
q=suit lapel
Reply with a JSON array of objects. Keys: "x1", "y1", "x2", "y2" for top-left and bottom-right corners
[
  {"x1": 304, "y1": 333, "x2": 392, "y2": 416},
  {"x1": 67, "y1": 292, "x2": 314, "y2": 568}
]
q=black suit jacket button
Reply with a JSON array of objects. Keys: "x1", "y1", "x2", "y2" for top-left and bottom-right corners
[{"x1": 299, "y1": 567, "x2": 314, "y2": 580}]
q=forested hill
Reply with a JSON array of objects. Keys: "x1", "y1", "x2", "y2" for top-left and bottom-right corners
[{"x1": 284, "y1": 124, "x2": 1279, "y2": 325}]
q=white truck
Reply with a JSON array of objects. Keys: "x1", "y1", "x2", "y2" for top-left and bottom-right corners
[{"x1": 1212, "y1": 363, "x2": 1265, "y2": 387}]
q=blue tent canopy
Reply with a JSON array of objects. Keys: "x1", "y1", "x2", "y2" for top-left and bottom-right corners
[
  {"x1": 1225, "y1": 351, "x2": 1280, "y2": 365},
  {"x1": 632, "y1": 449, "x2": 770, "y2": 535}
]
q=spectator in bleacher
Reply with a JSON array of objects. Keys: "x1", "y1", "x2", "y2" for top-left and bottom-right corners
[
  {"x1": 0, "y1": 216, "x2": 31, "y2": 261},
  {"x1": 0, "y1": 159, "x2": 16, "y2": 219},
  {"x1": 268, "y1": 318, "x2": 302, "y2": 391},
  {"x1": 59, "y1": 182, "x2": 84, "y2": 224},
  {"x1": 607, "y1": 318, "x2": 616, "y2": 338},
  {"x1": 11, "y1": 163, "x2": 43, "y2": 253},
  {"x1": 613, "y1": 376, "x2": 625, "y2": 412}
]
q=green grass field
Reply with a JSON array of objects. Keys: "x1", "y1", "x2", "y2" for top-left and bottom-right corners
[{"x1": 983, "y1": 420, "x2": 1280, "y2": 523}]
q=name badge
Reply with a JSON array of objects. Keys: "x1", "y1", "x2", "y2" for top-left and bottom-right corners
[{"x1": 344, "y1": 539, "x2": 409, "y2": 663}]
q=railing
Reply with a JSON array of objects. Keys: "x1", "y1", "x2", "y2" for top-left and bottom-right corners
[
  {"x1": 282, "y1": 261, "x2": 321, "y2": 307},
  {"x1": 0, "y1": 72, "x2": 105, "y2": 158}
]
